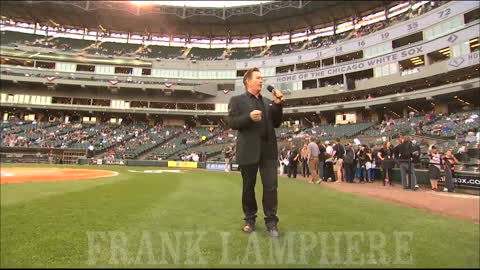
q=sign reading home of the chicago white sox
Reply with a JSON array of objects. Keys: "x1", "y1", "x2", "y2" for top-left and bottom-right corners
[
  {"x1": 236, "y1": 1, "x2": 479, "y2": 69},
  {"x1": 255, "y1": 24, "x2": 480, "y2": 84}
]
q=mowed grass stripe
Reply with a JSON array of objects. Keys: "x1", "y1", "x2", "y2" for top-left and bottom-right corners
[
  {"x1": 1, "y1": 167, "x2": 479, "y2": 268},
  {"x1": 1, "y1": 167, "x2": 182, "y2": 267},
  {"x1": 1, "y1": 173, "x2": 126, "y2": 206}
]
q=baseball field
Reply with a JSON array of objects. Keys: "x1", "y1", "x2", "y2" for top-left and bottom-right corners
[{"x1": 1, "y1": 164, "x2": 478, "y2": 268}]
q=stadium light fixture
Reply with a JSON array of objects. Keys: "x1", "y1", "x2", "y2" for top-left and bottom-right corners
[
  {"x1": 407, "y1": 106, "x2": 419, "y2": 113},
  {"x1": 130, "y1": 1, "x2": 152, "y2": 6},
  {"x1": 132, "y1": 1, "x2": 271, "y2": 8}
]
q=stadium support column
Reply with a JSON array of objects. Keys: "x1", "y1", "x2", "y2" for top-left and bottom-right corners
[
  {"x1": 434, "y1": 102, "x2": 448, "y2": 115},
  {"x1": 332, "y1": 18, "x2": 337, "y2": 42},
  {"x1": 59, "y1": 112, "x2": 65, "y2": 123},
  {"x1": 384, "y1": 4, "x2": 389, "y2": 24},
  {"x1": 403, "y1": 106, "x2": 408, "y2": 119},
  {"x1": 408, "y1": 0, "x2": 413, "y2": 18},
  {"x1": 356, "y1": 111, "x2": 364, "y2": 122},
  {"x1": 45, "y1": 23, "x2": 49, "y2": 43},
  {"x1": 320, "y1": 115, "x2": 328, "y2": 125},
  {"x1": 370, "y1": 111, "x2": 379, "y2": 123},
  {"x1": 424, "y1": 52, "x2": 432, "y2": 66},
  {"x1": 37, "y1": 112, "x2": 45, "y2": 122}
]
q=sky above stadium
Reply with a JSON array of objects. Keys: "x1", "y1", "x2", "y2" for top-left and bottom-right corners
[{"x1": 130, "y1": 1, "x2": 272, "y2": 8}]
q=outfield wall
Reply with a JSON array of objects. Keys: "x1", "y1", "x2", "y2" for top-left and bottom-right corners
[{"x1": 75, "y1": 158, "x2": 479, "y2": 195}]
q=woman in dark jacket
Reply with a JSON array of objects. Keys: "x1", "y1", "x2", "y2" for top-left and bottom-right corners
[
  {"x1": 377, "y1": 141, "x2": 395, "y2": 186},
  {"x1": 357, "y1": 145, "x2": 368, "y2": 183},
  {"x1": 443, "y1": 149, "x2": 459, "y2": 192}
]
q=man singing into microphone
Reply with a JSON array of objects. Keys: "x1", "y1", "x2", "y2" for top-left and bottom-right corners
[{"x1": 228, "y1": 67, "x2": 283, "y2": 238}]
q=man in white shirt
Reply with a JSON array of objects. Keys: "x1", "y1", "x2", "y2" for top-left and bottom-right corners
[
  {"x1": 325, "y1": 142, "x2": 335, "y2": 181},
  {"x1": 87, "y1": 144, "x2": 95, "y2": 164},
  {"x1": 326, "y1": 142, "x2": 334, "y2": 157}
]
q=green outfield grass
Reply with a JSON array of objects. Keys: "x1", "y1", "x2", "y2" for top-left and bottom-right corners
[{"x1": 1, "y1": 164, "x2": 479, "y2": 268}]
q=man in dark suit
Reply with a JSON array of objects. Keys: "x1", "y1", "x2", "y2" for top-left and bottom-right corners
[
  {"x1": 396, "y1": 133, "x2": 419, "y2": 190},
  {"x1": 228, "y1": 67, "x2": 283, "y2": 238},
  {"x1": 287, "y1": 142, "x2": 299, "y2": 179}
]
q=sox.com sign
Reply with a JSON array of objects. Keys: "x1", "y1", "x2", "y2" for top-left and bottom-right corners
[{"x1": 440, "y1": 174, "x2": 480, "y2": 189}]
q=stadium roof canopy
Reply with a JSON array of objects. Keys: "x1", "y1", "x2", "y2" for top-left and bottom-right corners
[
  {"x1": 1, "y1": 1, "x2": 400, "y2": 39},
  {"x1": 131, "y1": 1, "x2": 273, "y2": 8}
]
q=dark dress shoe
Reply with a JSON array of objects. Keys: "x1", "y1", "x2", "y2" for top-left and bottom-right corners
[{"x1": 267, "y1": 225, "x2": 280, "y2": 238}]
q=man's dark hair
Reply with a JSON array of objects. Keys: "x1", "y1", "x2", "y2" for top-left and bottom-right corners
[{"x1": 243, "y1": 67, "x2": 260, "y2": 88}]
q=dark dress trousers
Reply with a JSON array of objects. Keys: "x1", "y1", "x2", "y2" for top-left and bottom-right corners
[{"x1": 228, "y1": 91, "x2": 283, "y2": 226}]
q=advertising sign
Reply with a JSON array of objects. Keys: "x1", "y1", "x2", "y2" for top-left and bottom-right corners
[
  {"x1": 206, "y1": 162, "x2": 227, "y2": 171},
  {"x1": 167, "y1": 161, "x2": 198, "y2": 168}
]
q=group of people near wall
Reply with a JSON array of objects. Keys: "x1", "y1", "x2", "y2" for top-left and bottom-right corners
[{"x1": 277, "y1": 132, "x2": 462, "y2": 193}]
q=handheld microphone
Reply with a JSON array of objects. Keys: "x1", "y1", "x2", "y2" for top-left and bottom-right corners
[{"x1": 267, "y1": 85, "x2": 284, "y2": 102}]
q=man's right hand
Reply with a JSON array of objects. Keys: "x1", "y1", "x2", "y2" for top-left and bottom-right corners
[{"x1": 250, "y1": 110, "x2": 263, "y2": 122}]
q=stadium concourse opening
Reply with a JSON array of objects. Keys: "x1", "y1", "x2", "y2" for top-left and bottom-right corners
[{"x1": 0, "y1": 168, "x2": 118, "y2": 184}]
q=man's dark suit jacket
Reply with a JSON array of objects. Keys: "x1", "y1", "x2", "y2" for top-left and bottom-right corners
[{"x1": 228, "y1": 92, "x2": 283, "y2": 165}]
